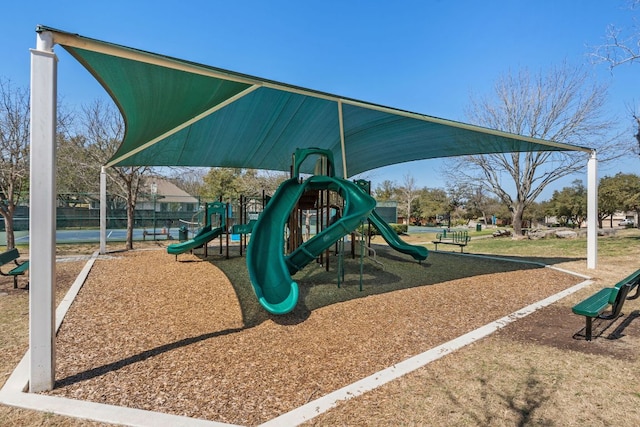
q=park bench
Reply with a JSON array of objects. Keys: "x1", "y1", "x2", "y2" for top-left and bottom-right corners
[
  {"x1": 432, "y1": 230, "x2": 470, "y2": 253},
  {"x1": 572, "y1": 268, "x2": 640, "y2": 341},
  {"x1": 143, "y1": 229, "x2": 172, "y2": 240},
  {"x1": 0, "y1": 248, "x2": 30, "y2": 289}
]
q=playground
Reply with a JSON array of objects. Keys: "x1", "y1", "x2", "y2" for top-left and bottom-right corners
[
  {"x1": 3, "y1": 230, "x2": 640, "y2": 425},
  {"x1": 5, "y1": 27, "x2": 638, "y2": 426}
]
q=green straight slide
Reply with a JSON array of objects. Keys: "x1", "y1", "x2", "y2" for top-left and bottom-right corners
[
  {"x1": 246, "y1": 176, "x2": 376, "y2": 315},
  {"x1": 368, "y1": 210, "x2": 428, "y2": 262},
  {"x1": 166, "y1": 225, "x2": 223, "y2": 255}
]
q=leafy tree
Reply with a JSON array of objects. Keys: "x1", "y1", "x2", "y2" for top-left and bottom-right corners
[
  {"x1": 452, "y1": 63, "x2": 620, "y2": 235},
  {"x1": 547, "y1": 180, "x2": 588, "y2": 228},
  {"x1": 524, "y1": 201, "x2": 547, "y2": 228},
  {"x1": 373, "y1": 180, "x2": 397, "y2": 201},
  {"x1": 607, "y1": 172, "x2": 640, "y2": 226},
  {"x1": 415, "y1": 187, "x2": 449, "y2": 224},
  {"x1": 201, "y1": 167, "x2": 287, "y2": 201},
  {"x1": 598, "y1": 174, "x2": 628, "y2": 227},
  {"x1": 201, "y1": 168, "x2": 243, "y2": 201}
]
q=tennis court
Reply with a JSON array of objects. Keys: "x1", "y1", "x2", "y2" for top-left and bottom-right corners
[{"x1": 1, "y1": 227, "x2": 181, "y2": 245}]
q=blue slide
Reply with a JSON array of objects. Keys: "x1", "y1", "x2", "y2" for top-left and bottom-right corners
[{"x1": 246, "y1": 176, "x2": 376, "y2": 315}]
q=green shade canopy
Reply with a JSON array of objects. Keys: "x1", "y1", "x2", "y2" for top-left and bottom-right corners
[{"x1": 42, "y1": 26, "x2": 591, "y2": 177}]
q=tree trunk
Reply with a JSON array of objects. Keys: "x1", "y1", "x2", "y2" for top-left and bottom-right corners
[
  {"x1": 1, "y1": 203, "x2": 16, "y2": 250},
  {"x1": 482, "y1": 210, "x2": 489, "y2": 227},
  {"x1": 635, "y1": 114, "x2": 640, "y2": 153},
  {"x1": 2, "y1": 214, "x2": 15, "y2": 249},
  {"x1": 126, "y1": 184, "x2": 135, "y2": 250},
  {"x1": 511, "y1": 203, "x2": 525, "y2": 235},
  {"x1": 126, "y1": 202, "x2": 135, "y2": 250}
]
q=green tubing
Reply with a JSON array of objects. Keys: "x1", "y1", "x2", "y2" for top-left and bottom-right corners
[
  {"x1": 246, "y1": 179, "x2": 307, "y2": 315},
  {"x1": 247, "y1": 176, "x2": 376, "y2": 315}
]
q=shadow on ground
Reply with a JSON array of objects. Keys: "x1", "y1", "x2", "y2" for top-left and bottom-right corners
[
  {"x1": 496, "y1": 303, "x2": 640, "y2": 361},
  {"x1": 204, "y1": 242, "x2": 583, "y2": 329}
]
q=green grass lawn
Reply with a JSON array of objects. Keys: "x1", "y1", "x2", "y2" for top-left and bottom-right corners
[{"x1": 467, "y1": 228, "x2": 639, "y2": 258}]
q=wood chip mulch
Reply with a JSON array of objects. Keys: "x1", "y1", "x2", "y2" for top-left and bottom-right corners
[{"x1": 47, "y1": 248, "x2": 580, "y2": 426}]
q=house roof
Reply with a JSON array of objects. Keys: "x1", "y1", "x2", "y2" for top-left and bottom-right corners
[{"x1": 141, "y1": 177, "x2": 199, "y2": 204}]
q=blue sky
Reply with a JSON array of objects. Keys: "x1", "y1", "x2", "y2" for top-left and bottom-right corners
[{"x1": 2, "y1": 0, "x2": 638, "y2": 199}]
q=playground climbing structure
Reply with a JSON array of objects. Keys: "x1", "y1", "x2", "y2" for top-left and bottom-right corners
[{"x1": 246, "y1": 149, "x2": 428, "y2": 315}]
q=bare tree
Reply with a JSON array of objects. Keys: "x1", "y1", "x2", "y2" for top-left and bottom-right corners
[
  {"x1": 593, "y1": 1, "x2": 640, "y2": 154},
  {"x1": 397, "y1": 173, "x2": 419, "y2": 225},
  {"x1": 453, "y1": 64, "x2": 621, "y2": 235},
  {"x1": 634, "y1": 112, "x2": 640, "y2": 153},
  {"x1": 0, "y1": 79, "x2": 29, "y2": 249},
  {"x1": 74, "y1": 99, "x2": 150, "y2": 250},
  {"x1": 168, "y1": 168, "x2": 207, "y2": 198},
  {"x1": 592, "y1": 0, "x2": 640, "y2": 68}
]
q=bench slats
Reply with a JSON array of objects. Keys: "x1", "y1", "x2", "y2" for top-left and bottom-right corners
[
  {"x1": 0, "y1": 249, "x2": 29, "y2": 289},
  {"x1": 571, "y1": 288, "x2": 615, "y2": 317},
  {"x1": 432, "y1": 231, "x2": 470, "y2": 253},
  {"x1": 10, "y1": 261, "x2": 30, "y2": 275},
  {"x1": 572, "y1": 268, "x2": 640, "y2": 341},
  {"x1": 0, "y1": 248, "x2": 20, "y2": 266}
]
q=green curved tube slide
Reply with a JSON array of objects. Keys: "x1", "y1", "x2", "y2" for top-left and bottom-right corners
[
  {"x1": 246, "y1": 178, "x2": 307, "y2": 314},
  {"x1": 246, "y1": 176, "x2": 376, "y2": 315}
]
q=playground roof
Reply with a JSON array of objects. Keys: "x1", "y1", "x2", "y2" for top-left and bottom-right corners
[{"x1": 42, "y1": 26, "x2": 592, "y2": 178}]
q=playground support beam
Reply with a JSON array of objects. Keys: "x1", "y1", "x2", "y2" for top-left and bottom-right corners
[
  {"x1": 29, "y1": 29, "x2": 57, "y2": 392},
  {"x1": 100, "y1": 167, "x2": 107, "y2": 255},
  {"x1": 587, "y1": 150, "x2": 598, "y2": 269},
  {"x1": 338, "y1": 100, "x2": 347, "y2": 179}
]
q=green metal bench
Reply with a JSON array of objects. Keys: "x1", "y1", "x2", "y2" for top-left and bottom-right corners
[
  {"x1": 572, "y1": 269, "x2": 640, "y2": 340},
  {"x1": 0, "y1": 248, "x2": 30, "y2": 289},
  {"x1": 432, "y1": 230, "x2": 470, "y2": 253}
]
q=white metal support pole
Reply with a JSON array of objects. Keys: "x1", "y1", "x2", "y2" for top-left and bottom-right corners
[
  {"x1": 100, "y1": 167, "x2": 107, "y2": 254},
  {"x1": 338, "y1": 100, "x2": 348, "y2": 179},
  {"x1": 29, "y1": 29, "x2": 57, "y2": 392},
  {"x1": 587, "y1": 150, "x2": 598, "y2": 269}
]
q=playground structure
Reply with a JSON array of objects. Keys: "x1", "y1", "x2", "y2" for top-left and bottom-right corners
[
  {"x1": 167, "y1": 194, "x2": 265, "y2": 258},
  {"x1": 165, "y1": 148, "x2": 428, "y2": 315},
  {"x1": 167, "y1": 201, "x2": 228, "y2": 256},
  {"x1": 246, "y1": 148, "x2": 428, "y2": 315}
]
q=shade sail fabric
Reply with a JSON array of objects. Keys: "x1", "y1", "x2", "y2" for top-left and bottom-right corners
[{"x1": 41, "y1": 26, "x2": 591, "y2": 177}]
